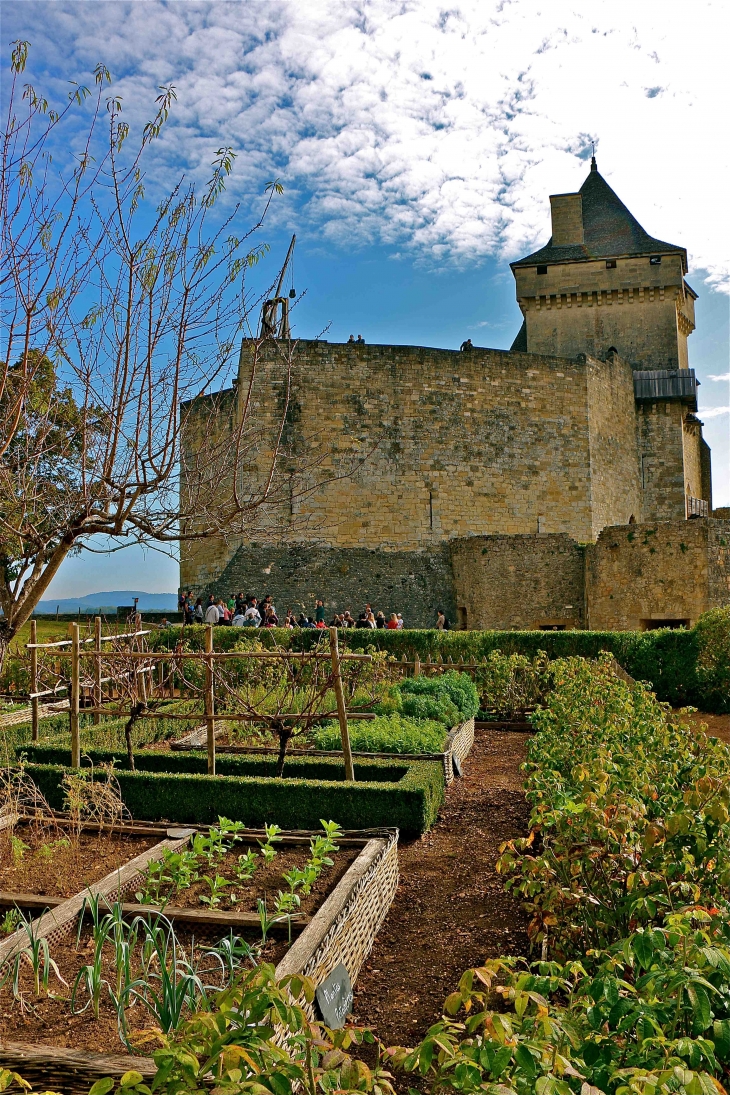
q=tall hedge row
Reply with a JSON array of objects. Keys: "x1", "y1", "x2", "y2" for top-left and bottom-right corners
[{"x1": 147, "y1": 608, "x2": 730, "y2": 712}]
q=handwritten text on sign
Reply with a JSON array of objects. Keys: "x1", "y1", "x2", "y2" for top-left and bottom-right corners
[{"x1": 315, "y1": 962, "x2": 353, "y2": 1029}]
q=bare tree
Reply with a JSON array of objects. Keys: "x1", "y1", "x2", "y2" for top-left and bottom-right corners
[{"x1": 0, "y1": 43, "x2": 311, "y2": 664}]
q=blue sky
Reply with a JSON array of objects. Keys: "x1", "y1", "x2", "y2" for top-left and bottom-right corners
[{"x1": 3, "y1": 0, "x2": 728, "y2": 597}]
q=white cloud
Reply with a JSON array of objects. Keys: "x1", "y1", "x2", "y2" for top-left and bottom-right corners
[
  {"x1": 5, "y1": 0, "x2": 730, "y2": 288},
  {"x1": 708, "y1": 373, "x2": 730, "y2": 382},
  {"x1": 699, "y1": 406, "x2": 730, "y2": 418}
]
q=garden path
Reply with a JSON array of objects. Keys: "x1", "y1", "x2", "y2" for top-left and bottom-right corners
[{"x1": 352, "y1": 728, "x2": 530, "y2": 1047}]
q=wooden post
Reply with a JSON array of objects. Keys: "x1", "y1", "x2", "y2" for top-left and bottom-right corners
[
  {"x1": 205, "y1": 625, "x2": 215, "y2": 776},
  {"x1": 29, "y1": 620, "x2": 39, "y2": 742},
  {"x1": 414, "y1": 653, "x2": 420, "y2": 678},
  {"x1": 70, "y1": 622, "x2": 80, "y2": 768},
  {"x1": 330, "y1": 627, "x2": 354, "y2": 781},
  {"x1": 93, "y1": 617, "x2": 102, "y2": 725}
]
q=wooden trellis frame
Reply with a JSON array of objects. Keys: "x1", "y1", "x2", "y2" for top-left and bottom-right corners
[{"x1": 27, "y1": 623, "x2": 366, "y2": 779}]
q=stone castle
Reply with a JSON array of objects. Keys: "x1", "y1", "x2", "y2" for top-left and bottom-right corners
[{"x1": 180, "y1": 159, "x2": 729, "y2": 629}]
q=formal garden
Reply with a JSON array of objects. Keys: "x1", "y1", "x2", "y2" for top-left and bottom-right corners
[{"x1": 0, "y1": 610, "x2": 727, "y2": 1093}]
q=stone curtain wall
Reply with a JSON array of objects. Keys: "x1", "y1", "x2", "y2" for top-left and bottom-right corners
[
  {"x1": 637, "y1": 402, "x2": 688, "y2": 523},
  {"x1": 235, "y1": 340, "x2": 599, "y2": 549},
  {"x1": 203, "y1": 542, "x2": 456, "y2": 628},
  {"x1": 450, "y1": 534, "x2": 586, "y2": 631},
  {"x1": 584, "y1": 519, "x2": 730, "y2": 630},
  {"x1": 708, "y1": 522, "x2": 730, "y2": 609},
  {"x1": 585, "y1": 352, "x2": 643, "y2": 536}
]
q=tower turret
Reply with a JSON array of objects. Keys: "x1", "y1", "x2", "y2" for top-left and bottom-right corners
[{"x1": 510, "y1": 160, "x2": 697, "y2": 371}]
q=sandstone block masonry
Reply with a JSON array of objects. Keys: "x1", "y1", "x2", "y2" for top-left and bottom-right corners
[
  {"x1": 586, "y1": 519, "x2": 730, "y2": 630},
  {"x1": 179, "y1": 159, "x2": 715, "y2": 630},
  {"x1": 450, "y1": 534, "x2": 586, "y2": 630}
]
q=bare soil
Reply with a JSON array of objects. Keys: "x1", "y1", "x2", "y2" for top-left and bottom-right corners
[
  {"x1": 352, "y1": 728, "x2": 531, "y2": 1048},
  {"x1": 0, "y1": 921, "x2": 284, "y2": 1054},
  {"x1": 0, "y1": 826, "x2": 157, "y2": 899},
  {"x1": 681, "y1": 709, "x2": 730, "y2": 744},
  {"x1": 143, "y1": 843, "x2": 359, "y2": 915},
  {"x1": 0, "y1": 846, "x2": 355, "y2": 1054}
]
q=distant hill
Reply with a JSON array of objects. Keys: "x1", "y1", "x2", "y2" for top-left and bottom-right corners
[{"x1": 35, "y1": 591, "x2": 178, "y2": 614}]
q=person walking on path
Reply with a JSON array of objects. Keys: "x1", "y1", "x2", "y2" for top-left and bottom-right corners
[
  {"x1": 436, "y1": 608, "x2": 446, "y2": 630},
  {"x1": 205, "y1": 601, "x2": 220, "y2": 625},
  {"x1": 314, "y1": 599, "x2": 325, "y2": 624}
]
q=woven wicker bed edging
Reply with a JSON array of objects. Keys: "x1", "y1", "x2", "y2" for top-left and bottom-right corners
[{"x1": 0, "y1": 828, "x2": 399, "y2": 1092}]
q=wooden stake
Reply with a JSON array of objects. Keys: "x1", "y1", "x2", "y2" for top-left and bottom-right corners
[
  {"x1": 330, "y1": 627, "x2": 354, "y2": 781},
  {"x1": 93, "y1": 617, "x2": 102, "y2": 726},
  {"x1": 414, "y1": 654, "x2": 420, "y2": 678},
  {"x1": 70, "y1": 623, "x2": 80, "y2": 767},
  {"x1": 30, "y1": 620, "x2": 38, "y2": 742},
  {"x1": 205, "y1": 625, "x2": 215, "y2": 776}
]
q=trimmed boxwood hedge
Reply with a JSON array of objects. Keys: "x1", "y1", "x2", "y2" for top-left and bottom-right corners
[{"x1": 20, "y1": 747, "x2": 444, "y2": 836}]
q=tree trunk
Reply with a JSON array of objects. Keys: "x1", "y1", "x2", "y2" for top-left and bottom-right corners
[
  {"x1": 123, "y1": 703, "x2": 145, "y2": 772},
  {"x1": 275, "y1": 721, "x2": 292, "y2": 778}
]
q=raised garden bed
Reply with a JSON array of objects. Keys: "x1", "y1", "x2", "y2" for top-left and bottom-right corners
[
  {"x1": 173, "y1": 717, "x2": 476, "y2": 784},
  {"x1": 0, "y1": 821, "x2": 398, "y2": 1094},
  {"x1": 19, "y1": 746, "x2": 445, "y2": 835},
  {"x1": 0, "y1": 821, "x2": 159, "y2": 900}
]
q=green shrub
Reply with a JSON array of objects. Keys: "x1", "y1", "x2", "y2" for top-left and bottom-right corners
[
  {"x1": 20, "y1": 746, "x2": 445, "y2": 835},
  {"x1": 375, "y1": 670, "x2": 479, "y2": 726},
  {"x1": 313, "y1": 714, "x2": 447, "y2": 754},
  {"x1": 497, "y1": 653, "x2": 730, "y2": 956},
  {"x1": 694, "y1": 606, "x2": 730, "y2": 713}
]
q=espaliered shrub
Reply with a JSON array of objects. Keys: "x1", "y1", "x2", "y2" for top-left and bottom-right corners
[{"x1": 20, "y1": 746, "x2": 445, "y2": 835}]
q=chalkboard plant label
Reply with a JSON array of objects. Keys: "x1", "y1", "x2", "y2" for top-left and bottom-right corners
[{"x1": 315, "y1": 962, "x2": 353, "y2": 1029}]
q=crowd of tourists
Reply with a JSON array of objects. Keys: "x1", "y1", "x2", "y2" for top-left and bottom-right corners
[{"x1": 177, "y1": 591, "x2": 426, "y2": 629}]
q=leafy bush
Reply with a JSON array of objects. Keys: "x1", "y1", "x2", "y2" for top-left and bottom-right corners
[
  {"x1": 314, "y1": 714, "x2": 447, "y2": 754},
  {"x1": 396, "y1": 654, "x2": 730, "y2": 1095},
  {"x1": 375, "y1": 671, "x2": 479, "y2": 726},
  {"x1": 498, "y1": 654, "x2": 730, "y2": 955},
  {"x1": 694, "y1": 607, "x2": 730, "y2": 713}
]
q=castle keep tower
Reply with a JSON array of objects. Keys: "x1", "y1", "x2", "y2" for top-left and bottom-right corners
[
  {"x1": 510, "y1": 157, "x2": 710, "y2": 523},
  {"x1": 179, "y1": 157, "x2": 723, "y2": 629}
]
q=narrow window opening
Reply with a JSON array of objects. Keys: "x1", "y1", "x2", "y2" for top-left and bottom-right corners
[
  {"x1": 429, "y1": 491, "x2": 433, "y2": 530},
  {"x1": 606, "y1": 259, "x2": 617, "y2": 269},
  {"x1": 650, "y1": 255, "x2": 662, "y2": 265},
  {"x1": 536, "y1": 265, "x2": 548, "y2": 275}
]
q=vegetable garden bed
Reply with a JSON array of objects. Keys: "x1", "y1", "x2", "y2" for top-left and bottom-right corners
[
  {"x1": 175, "y1": 717, "x2": 476, "y2": 784},
  {"x1": 0, "y1": 821, "x2": 398, "y2": 1092},
  {"x1": 0, "y1": 821, "x2": 159, "y2": 901}
]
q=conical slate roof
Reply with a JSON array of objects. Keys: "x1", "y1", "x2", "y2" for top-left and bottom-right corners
[{"x1": 510, "y1": 159, "x2": 687, "y2": 271}]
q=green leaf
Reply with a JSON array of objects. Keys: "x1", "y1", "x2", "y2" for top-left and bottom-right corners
[
  {"x1": 713, "y1": 1019, "x2": 730, "y2": 1058},
  {"x1": 89, "y1": 1082, "x2": 115, "y2": 1095},
  {"x1": 515, "y1": 1044, "x2": 537, "y2": 1075}
]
